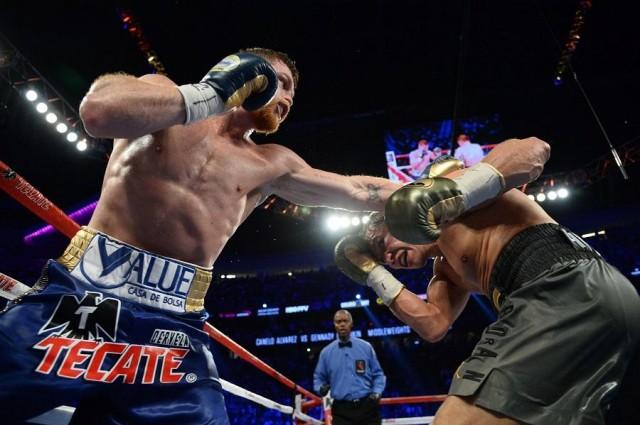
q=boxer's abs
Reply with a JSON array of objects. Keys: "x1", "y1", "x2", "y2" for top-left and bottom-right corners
[
  {"x1": 90, "y1": 175, "x2": 250, "y2": 267},
  {"x1": 89, "y1": 136, "x2": 267, "y2": 267}
]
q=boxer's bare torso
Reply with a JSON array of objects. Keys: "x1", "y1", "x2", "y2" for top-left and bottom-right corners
[
  {"x1": 85, "y1": 59, "x2": 399, "y2": 268},
  {"x1": 434, "y1": 189, "x2": 556, "y2": 295},
  {"x1": 90, "y1": 127, "x2": 305, "y2": 268}
]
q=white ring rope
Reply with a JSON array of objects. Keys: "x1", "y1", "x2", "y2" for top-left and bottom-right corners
[{"x1": 220, "y1": 378, "x2": 294, "y2": 415}]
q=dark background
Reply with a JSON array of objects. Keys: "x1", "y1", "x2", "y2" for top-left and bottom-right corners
[
  {"x1": 1, "y1": 0, "x2": 639, "y2": 270},
  {"x1": 1, "y1": 1, "x2": 639, "y2": 422}
]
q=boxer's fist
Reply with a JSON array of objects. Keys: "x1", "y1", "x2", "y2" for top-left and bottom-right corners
[
  {"x1": 334, "y1": 235, "x2": 404, "y2": 306},
  {"x1": 385, "y1": 177, "x2": 465, "y2": 244},
  {"x1": 422, "y1": 155, "x2": 464, "y2": 179},
  {"x1": 202, "y1": 53, "x2": 277, "y2": 111},
  {"x1": 178, "y1": 52, "x2": 278, "y2": 123},
  {"x1": 386, "y1": 162, "x2": 505, "y2": 244},
  {"x1": 334, "y1": 235, "x2": 379, "y2": 285}
]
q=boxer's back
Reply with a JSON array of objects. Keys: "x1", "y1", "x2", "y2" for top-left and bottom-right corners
[
  {"x1": 89, "y1": 123, "x2": 290, "y2": 267},
  {"x1": 438, "y1": 189, "x2": 555, "y2": 294}
]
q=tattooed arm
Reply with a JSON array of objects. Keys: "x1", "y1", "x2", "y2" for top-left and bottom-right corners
[{"x1": 265, "y1": 146, "x2": 400, "y2": 211}]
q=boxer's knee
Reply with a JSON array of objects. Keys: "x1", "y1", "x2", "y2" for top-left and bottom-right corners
[{"x1": 433, "y1": 395, "x2": 519, "y2": 425}]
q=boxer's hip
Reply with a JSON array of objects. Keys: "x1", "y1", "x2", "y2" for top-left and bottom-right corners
[
  {"x1": 57, "y1": 227, "x2": 212, "y2": 314},
  {"x1": 488, "y1": 223, "x2": 602, "y2": 310}
]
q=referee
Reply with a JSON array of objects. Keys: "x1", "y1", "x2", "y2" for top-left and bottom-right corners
[{"x1": 313, "y1": 309, "x2": 386, "y2": 425}]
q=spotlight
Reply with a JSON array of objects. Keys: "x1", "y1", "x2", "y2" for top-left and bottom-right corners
[
  {"x1": 55, "y1": 123, "x2": 68, "y2": 133},
  {"x1": 76, "y1": 139, "x2": 88, "y2": 151},
  {"x1": 262, "y1": 303, "x2": 267, "y2": 308},
  {"x1": 547, "y1": 190, "x2": 557, "y2": 201},
  {"x1": 356, "y1": 294, "x2": 361, "y2": 300},
  {"x1": 287, "y1": 272, "x2": 293, "y2": 277},
  {"x1": 361, "y1": 215, "x2": 370, "y2": 224},
  {"x1": 558, "y1": 188, "x2": 569, "y2": 198},
  {"x1": 351, "y1": 217, "x2": 361, "y2": 226},
  {"x1": 45, "y1": 112, "x2": 58, "y2": 123},
  {"x1": 527, "y1": 194, "x2": 535, "y2": 201},
  {"x1": 306, "y1": 348, "x2": 311, "y2": 353},
  {"x1": 25, "y1": 90, "x2": 38, "y2": 102},
  {"x1": 66, "y1": 132, "x2": 78, "y2": 142},
  {"x1": 327, "y1": 215, "x2": 341, "y2": 231},
  {"x1": 36, "y1": 102, "x2": 48, "y2": 113},
  {"x1": 536, "y1": 193, "x2": 546, "y2": 202},
  {"x1": 338, "y1": 216, "x2": 350, "y2": 229}
]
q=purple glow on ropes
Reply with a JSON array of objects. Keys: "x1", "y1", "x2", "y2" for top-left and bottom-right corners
[{"x1": 23, "y1": 200, "x2": 98, "y2": 243}]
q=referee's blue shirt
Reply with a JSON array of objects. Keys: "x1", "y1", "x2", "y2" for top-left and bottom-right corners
[{"x1": 313, "y1": 336, "x2": 386, "y2": 401}]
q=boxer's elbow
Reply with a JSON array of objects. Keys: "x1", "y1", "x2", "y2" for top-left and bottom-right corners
[
  {"x1": 80, "y1": 93, "x2": 115, "y2": 138},
  {"x1": 409, "y1": 315, "x2": 450, "y2": 343}
]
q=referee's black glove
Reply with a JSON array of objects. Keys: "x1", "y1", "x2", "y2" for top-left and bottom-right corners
[{"x1": 319, "y1": 384, "x2": 331, "y2": 397}]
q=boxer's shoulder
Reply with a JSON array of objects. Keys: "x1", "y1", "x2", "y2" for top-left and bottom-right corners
[{"x1": 257, "y1": 143, "x2": 308, "y2": 172}]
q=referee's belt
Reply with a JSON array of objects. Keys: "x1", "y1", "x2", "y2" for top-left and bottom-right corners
[
  {"x1": 58, "y1": 227, "x2": 212, "y2": 314},
  {"x1": 333, "y1": 395, "x2": 372, "y2": 405}
]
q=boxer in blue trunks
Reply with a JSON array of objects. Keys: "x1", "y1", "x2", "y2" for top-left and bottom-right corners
[
  {"x1": 0, "y1": 45, "x2": 551, "y2": 423},
  {"x1": 0, "y1": 48, "x2": 406, "y2": 424}
]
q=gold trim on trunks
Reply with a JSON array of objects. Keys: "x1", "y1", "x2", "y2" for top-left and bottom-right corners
[{"x1": 58, "y1": 227, "x2": 211, "y2": 313}]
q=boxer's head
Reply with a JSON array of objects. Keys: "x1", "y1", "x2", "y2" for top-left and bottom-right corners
[
  {"x1": 241, "y1": 48, "x2": 298, "y2": 134},
  {"x1": 361, "y1": 212, "x2": 434, "y2": 270}
]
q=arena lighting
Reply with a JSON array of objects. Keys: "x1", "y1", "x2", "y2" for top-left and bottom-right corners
[
  {"x1": 547, "y1": 190, "x2": 558, "y2": 201},
  {"x1": 287, "y1": 272, "x2": 293, "y2": 277},
  {"x1": 536, "y1": 193, "x2": 546, "y2": 202},
  {"x1": 581, "y1": 230, "x2": 605, "y2": 239},
  {"x1": 326, "y1": 215, "x2": 341, "y2": 231},
  {"x1": 76, "y1": 139, "x2": 88, "y2": 151},
  {"x1": 326, "y1": 213, "x2": 368, "y2": 232},
  {"x1": 558, "y1": 188, "x2": 569, "y2": 198},
  {"x1": 0, "y1": 33, "x2": 102, "y2": 158},
  {"x1": 338, "y1": 216, "x2": 350, "y2": 229},
  {"x1": 306, "y1": 348, "x2": 311, "y2": 352},
  {"x1": 262, "y1": 303, "x2": 267, "y2": 308},
  {"x1": 55, "y1": 123, "x2": 68, "y2": 133},
  {"x1": 66, "y1": 131, "x2": 78, "y2": 142},
  {"x1": 25, "y1": 89, "x2": 37, "y2": 101}
]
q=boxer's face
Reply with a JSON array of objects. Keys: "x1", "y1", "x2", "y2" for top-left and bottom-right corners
[
  {"x1": 250, "y1": 59, "x2": 295, "y2": 134},
  {"x1": 369, "y1": 225, "x2": 435, "y2": 270}
]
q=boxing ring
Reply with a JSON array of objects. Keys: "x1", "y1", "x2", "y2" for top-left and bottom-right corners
[{"x1": 0, "y1": 159, "x2": 446, "y2": 424}]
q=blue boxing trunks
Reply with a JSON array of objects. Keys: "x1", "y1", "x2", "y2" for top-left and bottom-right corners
[{"x1": 0, "y1": 227, "x2": 230, "y2": 425}]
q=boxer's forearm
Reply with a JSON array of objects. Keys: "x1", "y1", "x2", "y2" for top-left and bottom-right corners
[
  {"x1": 80, "y1": 74, "x2": 186, "y2": 139},
  {"x1": 348, "y1": 175, "x2": 401, "y2": 211},
  {"x1": 271, "y1": 167, "x2": 400, "y2": 211},
  {"x1": 481, "y1": 137, "x2": 550, "y2": 189},
  {"x1": 389, "y1": 289, "x2": 451, "y2": 343}
]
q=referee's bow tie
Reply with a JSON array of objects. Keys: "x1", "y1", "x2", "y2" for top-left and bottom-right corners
[{"x1": 338, "y1": 341, "x2": 352, "y2": 348}]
